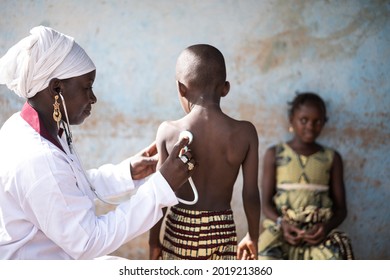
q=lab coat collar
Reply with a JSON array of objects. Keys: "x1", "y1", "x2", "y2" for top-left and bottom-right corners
[{"x1": 20, "y1": 102, "x2": 65, "y2": 153}]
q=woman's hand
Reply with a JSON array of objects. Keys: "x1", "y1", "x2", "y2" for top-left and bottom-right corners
[
  {"x1": 130, "y1": 141, "x2": 158, "y2": 180},
  {"x1": 159, "y1": 137, "x2": 196, "y2": 192}
]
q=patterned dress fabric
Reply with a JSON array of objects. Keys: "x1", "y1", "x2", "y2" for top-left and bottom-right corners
[{"x1": 258, "y1": 143, "x2": 354, "y2": 260}]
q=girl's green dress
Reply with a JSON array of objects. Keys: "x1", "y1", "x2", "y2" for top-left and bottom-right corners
[{"x1": 258, "y1": 143, "x2": 354, "y2": 260}]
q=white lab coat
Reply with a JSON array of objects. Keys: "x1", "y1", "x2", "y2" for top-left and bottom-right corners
[{"x1": 0, "y1": 104, "x2": 178, "y2": 259}]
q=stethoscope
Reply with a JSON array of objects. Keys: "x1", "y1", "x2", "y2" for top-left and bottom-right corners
[
  {"x1": 59, "y1": 93, "x2": 121, "y2": 205},
  {"x1": 59, "y1": 94, "x2": 199, "y2": 206},
  {"x1": 176, "y1": 131, "x2": 198, "y2": 205}
]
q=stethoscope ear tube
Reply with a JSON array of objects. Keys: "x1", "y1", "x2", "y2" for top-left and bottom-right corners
[
  {"x1": 177, "y1": 177, "x2": 199, "y2": 205},
  {"x1": 59, "y1": 93, "x2": 121, "y2": 205}
]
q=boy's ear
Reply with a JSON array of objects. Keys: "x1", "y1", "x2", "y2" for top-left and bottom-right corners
[
  {"x1": 221, "y1": 81, "x2": 230, "y2": 97},
  {"x1": 177, "y1": 81, "x2": 187, "y2": 96}
]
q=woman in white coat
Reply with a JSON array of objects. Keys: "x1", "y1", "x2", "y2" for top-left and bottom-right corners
[{"x1": 0, "y1": 26, "x2": 196, "y2": 259}]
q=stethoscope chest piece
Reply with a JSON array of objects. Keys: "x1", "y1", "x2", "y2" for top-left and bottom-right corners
[{"x1": 179, "y1": 130, "x2": 193, "y2": 144}]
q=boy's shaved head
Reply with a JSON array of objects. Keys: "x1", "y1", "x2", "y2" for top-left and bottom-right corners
[{"x1": 176, "y1": 44, "x2": 226, "y2": 91}]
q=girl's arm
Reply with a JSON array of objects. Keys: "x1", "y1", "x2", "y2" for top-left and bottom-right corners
[{"x1": 261, "y1": 147, "x2": 279, "y2": 221}]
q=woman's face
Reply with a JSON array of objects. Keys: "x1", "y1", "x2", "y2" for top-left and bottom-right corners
[{"x1": 60, "y1": 70, "x2": 96, "y2": 125}]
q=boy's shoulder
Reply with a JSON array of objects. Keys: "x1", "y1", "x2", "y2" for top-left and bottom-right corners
[
  {"x1": 157, "y1": 119, "x2": 184, "y2": 130},
  {"x1": 229, "y1": 117, "x2": 257, "y2": 131},
  {"x1": 156, "y1": 119, "x2": 188, "y2": 144},
  {"x1": 157, "y1": 120, "x2": 180, "y2": 137},
  {"x1": 232, "y1": 119, "x2": 258, "y2": 141}
]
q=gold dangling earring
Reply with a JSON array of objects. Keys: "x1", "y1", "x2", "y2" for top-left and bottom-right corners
[
  {"x1": 53, "y1": 95, "x2": 62, "y2": 129},
  {"x1": 289, "y1": 126, "x2": 294, "y2": 133}
]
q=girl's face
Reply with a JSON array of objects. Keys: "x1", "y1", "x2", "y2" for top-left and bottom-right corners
[
  {"x1": 290, "y1": 102, "x2": 325, "y2": 144},
  {"x1": 60, "y1": 70, "x2": 97, "y2": 125}
]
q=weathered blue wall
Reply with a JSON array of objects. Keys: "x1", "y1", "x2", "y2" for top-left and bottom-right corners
[{"x1": 0, "y1": 0, "x2": 389, "y2": 259}]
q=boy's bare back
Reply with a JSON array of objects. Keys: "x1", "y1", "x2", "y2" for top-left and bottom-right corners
[{"x1": 157, "y1": 107, "x2": 258, "y2": 211}]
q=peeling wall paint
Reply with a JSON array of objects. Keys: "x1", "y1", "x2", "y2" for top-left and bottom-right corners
[{"x1": 1, "y1": 0, "x2": 389, "y2": 259}]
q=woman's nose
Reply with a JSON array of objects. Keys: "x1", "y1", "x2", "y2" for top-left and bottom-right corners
[{"x1": 90, "y1": 90, "x2": 97, "y2": 104}]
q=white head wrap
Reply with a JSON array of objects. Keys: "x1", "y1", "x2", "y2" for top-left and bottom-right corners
[{"x1": 0, "y1": 26, "x2": 96, "y2": 99}]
